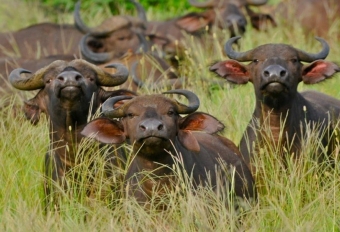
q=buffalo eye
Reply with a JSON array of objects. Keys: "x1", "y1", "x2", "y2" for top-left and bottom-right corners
[
  {"x1": 126, "y1": 113, "x2": 134, "y2": 119},
  {"x1": 46, "y1": 79, "x2": 51, "y2": 84},
  {"x1": 290, "y1": 58, "x2": 298, "y2": 63},
  {"x1": 118, "y1": 36, "x2": 126, "y2": 41},
  {"x1": 167, "y1": 110, "x2": 175, "y2": 116},
  {"x1": 252, "y1": 59, "x2": 259, "y2": 64}
]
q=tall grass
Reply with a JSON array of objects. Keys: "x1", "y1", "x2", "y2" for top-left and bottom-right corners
[{"x1": 1, "y1": 0, "x2": 340, "y2": 230}]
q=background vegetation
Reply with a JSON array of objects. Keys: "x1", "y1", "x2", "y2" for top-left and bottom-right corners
[{"x1": 1, "y1": 0, "x2": 340, "y2": 231}]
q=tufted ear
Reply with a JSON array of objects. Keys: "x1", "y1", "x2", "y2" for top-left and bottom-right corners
[
  {"x1": 23, "y1": 98, "x2": 41, "y2": 125},
  {"x1": 81, "y1": 118, "x2": 126, "y2": 144},
  {"x1": 302, "y1": 60, "x2": 340, "y2": 84},
  {"x1": 210, "y1": 60, "x2": 250, "y2": 84},
  {"x1": 178, "y1": 112, "x2": 225, "y2": 152}
]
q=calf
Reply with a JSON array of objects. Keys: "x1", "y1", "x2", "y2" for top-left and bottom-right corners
[
  {"x1": 9, "y1": 59, "x2": 134, "y2": 208},
  {"x1": 82, "y1": 90, "x2": 255, "y2": 209},
  {"x1": 210, "y1": 37, "x2": 340, "y2": 170}
]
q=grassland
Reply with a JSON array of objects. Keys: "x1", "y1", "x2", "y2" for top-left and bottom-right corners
[{"x1": 1, "y1": 0, "x2": 340, "y2": 231}]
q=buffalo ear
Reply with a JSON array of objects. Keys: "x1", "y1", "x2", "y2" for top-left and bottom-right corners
[
  {"x1": 23, "y1": 98, "x2": 41, "y2": 125},
  {"x1": 177, "y1": 112, "x2": 225, "y2": 152},
  {"x1": 81, "y1": 118, "x2": 126, "y2": 144},
  {"x1": 175, "y1": 12, "x2": 212, "y2": 33},
  {"x1": 179, "y1": 112, "x2": 225, "y2": 134},
  {"x1": 302, "y1": 60, "x2": 340, "y2": 84},
  {"x1": 210, "y1": 60, "x2": 250, "y2": 84}
]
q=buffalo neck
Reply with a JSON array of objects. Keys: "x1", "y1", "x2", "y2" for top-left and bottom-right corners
[
  {"x1": 254, "y1": 92, "x2": 310, "y2": 150},
  {"x1": 127, "y1": 143, "x2": 178, "y2": 203},
  {"x1": 48, "y1": 98, "x2": 98, "y2": 166}
]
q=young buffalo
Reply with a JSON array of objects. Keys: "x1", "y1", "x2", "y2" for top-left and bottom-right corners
[
  {"x1": 210, "y1": 37, "x2": 340, "y2": 171},
  {"x1": 82, "y1": 90, "x2": 255, "y2": 209}
]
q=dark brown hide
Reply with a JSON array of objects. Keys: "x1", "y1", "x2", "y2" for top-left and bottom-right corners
[
  {"x1": 82, "y1": 92, "x2": 255, "y2": 208},
  {"x1": 210, "y1": 37, "x2": 340, "y2": 171},
  {"x1": 8, "y1": 59, "x2": 134, "y2": 208},
  {"x1": 0, "y1": 23, "x2": 82, "y2": 59}
]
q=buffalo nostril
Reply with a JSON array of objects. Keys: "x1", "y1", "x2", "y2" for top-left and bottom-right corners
[
  {"x1": 263, "y1": 70, "x2": 270, "y2": 77},
  {"x1": 57, "y1": 76, "x2": 64, "y2": 81},
  {"x1": 139, "y1": 125, "x2": 146, "y2": 131},
  {"x1": 280, "y1": 70, "x2": 287, "y2": 77},
  {"x1": 157, "y1": 124, "x2": 164, "y2": 131},
  {"x1": 75, "y1": 75, "x2": 82, "y2": 81}
]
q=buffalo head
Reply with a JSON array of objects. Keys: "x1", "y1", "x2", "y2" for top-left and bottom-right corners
[
  {"x1": 82, "y1": 90, "x2": 224, "y2": 157},
  {"x1": 210, "y1": 37, "x2": 339, "y2": 110},
  {"x1": 74, "y1": 1, "x2": 146, "y2": 61},
  {"x1": 9, "y1": 59, "x2": 129, "y2": 125},
  {"x1": 189, "y1": 0, "x2": 272, "y2": 37}
]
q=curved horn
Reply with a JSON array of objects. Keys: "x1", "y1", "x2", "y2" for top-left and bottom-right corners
[
  {"x1": 224, "y1": 36, "x2": 253, "y2": 62},
  {"x1": 129, "y1": 0, "x2": 147, "y2": 22},
  {"x1": 296, "y1": 37, "x2": 330, "y2": 62},
  {"x1": 8, "y1": 68, "x2": 44, "y2": 91},
  {"x1": 9, "y1": 60, "x2": 66, "y2": 91},
  {"x1": 246, "y1": 0, "x2": 268, "y2": 6},
  {"x1": 80, "y1": 34, "x2": 113, "y2": 64},
  {"x1": 96, "y1": 63, "x2": 129, "y2": 87},
  {"x1": 74, "y1": 1, "x2": 91, "y2": 34},
  {"x1": 163, "y1": 89, "x2": 200, "y2": 114},
  {"x1": 74, "y1": 1, "x2": 112, "y2": 37},
  {"x1": 188, "y1": 0, "x2": 216, "y2": 8},
  {"x1": 102, "y1": 95, "x2": 133, "y2": 118}
]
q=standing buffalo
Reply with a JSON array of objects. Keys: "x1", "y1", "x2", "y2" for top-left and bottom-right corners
[
  {"x1": 8, "y1": 59, "x2": 134, "y2": 208},
  {"x1": 0, "y1": 23, "x2": 82, "y2": 59},
  {"x1": 82, "y1": 90, "x2": 255, "y2": 209},
  {"x1": 210, "y1": 37, "x2": 340, "y2": 171}
]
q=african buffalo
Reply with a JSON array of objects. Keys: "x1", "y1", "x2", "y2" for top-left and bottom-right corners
[
  {"x1": 80, "y1": 31, "x2": 181, "y2": 91},
  {"x1": 0, "y1": 23, "x2": 82, "y2": 59},
  {"x1": 274, "y1": 0, "x2": 340, "y2": 38},
  {"x1": 210, "y1": 37, "x2": 340, "y2": 171},
  {"x1": 82, "y1": 90, "x2": 255, "y2": 209},
  {"x1": 132, "y1": 0, "x2": 274, "y2": 58},
  {"x1": 74, "y1": 1, "x2": 146, "y2": 59},
  {"x1": 8, "y1": 59, "x2": 134, "y2": 208}
]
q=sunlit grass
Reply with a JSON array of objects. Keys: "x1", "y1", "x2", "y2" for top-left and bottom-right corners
[{"x1": 1, "y1": 0, "x2": 340, "y2": 230}]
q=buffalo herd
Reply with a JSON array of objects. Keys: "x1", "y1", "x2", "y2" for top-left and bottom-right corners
[{"x1": 2, "y1": 0, "x2": 340, "y2": 211}]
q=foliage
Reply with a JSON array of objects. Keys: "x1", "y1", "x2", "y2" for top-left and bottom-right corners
[{"x1": 1, "y1": 0, "x2": 340, "y2": 230}]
